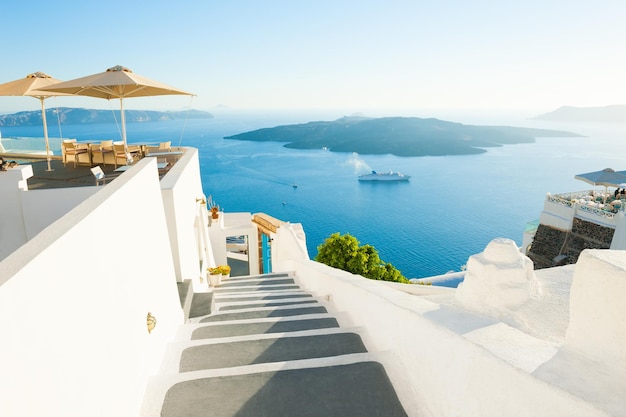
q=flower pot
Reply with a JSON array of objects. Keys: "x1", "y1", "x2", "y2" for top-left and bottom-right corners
[{"x1": 209, "y1": 273, "x2": 222, "y2": 287}]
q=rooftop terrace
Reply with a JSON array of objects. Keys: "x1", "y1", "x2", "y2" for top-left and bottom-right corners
[{"x1": 0, "y1": 150, "x2": 183, "y2": 189}]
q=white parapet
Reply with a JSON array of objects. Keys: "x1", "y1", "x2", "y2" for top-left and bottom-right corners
[
  {"x1": 566, "y1": 249, "x2": 626, "y2": 369},
  {"x1": 0, "y1": 165, "x2": 34, "y2": 260}
]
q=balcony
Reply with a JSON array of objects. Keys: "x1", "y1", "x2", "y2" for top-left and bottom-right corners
[{"x1": 1, "y1": 151, "x2": 184, "y2": 190}]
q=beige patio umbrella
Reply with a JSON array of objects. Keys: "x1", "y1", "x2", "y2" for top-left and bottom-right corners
[
  {"x1": 39, "y1": 65, "x2": 193, "y2": 157},
  {"x1": 0, "y1": 72, "x2": 69, "y2": 171}
]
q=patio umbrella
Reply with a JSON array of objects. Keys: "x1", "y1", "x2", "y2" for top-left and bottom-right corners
[
  {"x1": 39, "y1": 65, "x2": 193, "y2": 155},
  {"x1": 0, "y1": 72, "x2": 69, "y2": 171},
  {"x1": 574, "y1": 168, "x2": 626, "y2": 202}
]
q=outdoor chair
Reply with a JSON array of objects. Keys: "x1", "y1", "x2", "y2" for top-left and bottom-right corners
[
  {"x1": 90, "y1": 166, "x2": 110, "y2": 186},
  {"x1": 146, "y1": 141, "x2": 171, "y2": 154},
  {"x1": 113, "y1": 144, "x2": 129, "y2": 168},
  {"x1": 113, "y1": 143, "x2": 142, "y2": 168},
  {"x1": 62, "y1": 140, "x2": 89, "y2": 167},
  {"x1": 127, "y1": 144, "x2": 142, "y2": 158},
  {"x1": 90, "y1": 140, "x2": 114, "y2": 166}
]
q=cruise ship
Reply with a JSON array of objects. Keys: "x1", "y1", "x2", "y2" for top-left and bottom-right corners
[
  {"x1": 358, "y1": 170, "x2": 410, "y2": 181},
  {"x1": 1, "y1": 137, "x2": 624, "y2": 417}
]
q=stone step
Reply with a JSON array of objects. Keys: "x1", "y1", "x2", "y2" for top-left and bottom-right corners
[
  {"x1": 217, "y1": 298, "x2": 319, "y2": 311},
  {"x1": 179, "y1": 332, "x2": 368, "y2": 372},
  {"x1": 140, "y1": 272, "x2": 412, "y2": 417},
  {"x1": 188, "y1": 292, "x2": 214, "y2": 319},
  {"x1": 162, "y1": 326, "x2": 360, "y2": 375},
  {"x1": 191, "y1": 317, "x2": 340, "y2": 339},
  {"x1": 174, "y1": 313, "x2": 336, "y2": 341},
  {"x1": 212, "y1": 284, "x2": 300, "y2": 293},
  {"x1": 214, "y1": 292, "x2": 312, "y2": 303},
  {"x1": 141, "y1": 352, "x2": 400, "y2": 416},
  {"x1": 158, "y1": 360, "x2": 408, "y2": 417},
  {"x1": 199, "y1": 305, "x2": 329, "y2": 322},
  {"x1": 224, "y1": 272, "x2": 291, "y2": 281},
  {"x1": 217, "y1": 277, "x2": 296, "y2": 288}
]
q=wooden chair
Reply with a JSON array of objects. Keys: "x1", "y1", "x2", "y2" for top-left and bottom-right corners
[
  {"x1": 113, "y1": 143, "x2": 129, "y2": 168},
  {"x1": 62, "y1": 141, "x2": 88, "y2": 167},
  {"x1": 146, "y1": 141, "x2": 171, "y2": 154},
  {"x1": 113, "y1": 143, "x2": 142, "y2": 168},
  {"x1": 91, "y1": 140, "x2": 114, "y2": 166},
  {"x1": 127, "y1": 144, "x2": 142, "y2": 158}
]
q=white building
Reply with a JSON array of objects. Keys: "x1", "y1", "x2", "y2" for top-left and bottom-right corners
[{"x1": 1, "y1": 149, "x2": 624, "y2": 417}]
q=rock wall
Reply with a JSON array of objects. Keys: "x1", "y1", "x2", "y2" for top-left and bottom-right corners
[
  {"x1": 528, "y1": 217, "x2": 614, "y2": 269},
  {"x1": 527, "y1": 224, "x2": 567, "y2": 269}
]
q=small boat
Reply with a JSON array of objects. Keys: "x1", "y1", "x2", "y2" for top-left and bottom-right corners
[{"x1": 358, "y1": 170, "x2": 410, "y2": 181}]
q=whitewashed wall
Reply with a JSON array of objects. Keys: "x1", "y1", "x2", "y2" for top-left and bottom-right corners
[
  {"x1": 209, "y1": 212, "x2": 260, "y2": 274},
  {"x1": 539, "y1": 199, "x2": 575, "y2": 231},
  {"x1": 281, "y1": 259, "x2": 613, "y2": 417},
  {"x1": 0, "y1": 158, "x2": 184, "y2": 417},
  {"x1": 0, "y1": 165, "x2": 32, "y2": 260},
  {"x1": 273, "y1": 221, "x2": 310, "y2": 267},
  {"x1": 158, "y1": 150, "x2": 206, "y2": 285},
  {"x1": 566, "y1": 250, "x2": 626, "y2": 369},
  {"x1": 21, "y1": 186, "x2": 98, "y2": 239},
  {"x1": 0, "y1": 165, "x2": 103, "y2": 262}
]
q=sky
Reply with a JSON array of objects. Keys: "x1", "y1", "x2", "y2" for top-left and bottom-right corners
[{"x1": 1, "y1": 0, "x2": 625, "y2": 116}]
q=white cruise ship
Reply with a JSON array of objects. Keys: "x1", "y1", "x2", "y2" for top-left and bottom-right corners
[{"x1": 358, "y1": 170, "x2": 410, "y2": 181}]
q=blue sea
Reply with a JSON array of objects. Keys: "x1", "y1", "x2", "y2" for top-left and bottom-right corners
[{"x1": 3, "y1": 110, "x2": 625, "y2": 280}]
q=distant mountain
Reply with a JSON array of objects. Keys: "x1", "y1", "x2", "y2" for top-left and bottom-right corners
[
  {"x1": 0, "y1": 107, "x2": 212, "y2": 127},
  {"x1": 224, "y1": 116, "x2": 582, "y2": 157},
  {"x1": 533, "y1": 105, "x2": 626, "y2": 123}
]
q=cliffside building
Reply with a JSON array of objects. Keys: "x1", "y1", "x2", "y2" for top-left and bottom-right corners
[{"x1": 1, "y1": 150, "x2": 625, "y2": 417}]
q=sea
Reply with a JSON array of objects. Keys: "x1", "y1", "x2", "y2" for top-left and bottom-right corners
[{"x1": 2, "y1": 109, "x2": 625, "y2": 283}]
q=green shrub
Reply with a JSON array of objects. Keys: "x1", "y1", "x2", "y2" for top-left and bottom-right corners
[{"x1": 315, "y1": 233, "x2": 409, "y2": 284}]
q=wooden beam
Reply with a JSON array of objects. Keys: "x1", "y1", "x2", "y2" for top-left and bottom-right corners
[{"x1": 253, "y1": 213, "x2": 282, "y2": 234}]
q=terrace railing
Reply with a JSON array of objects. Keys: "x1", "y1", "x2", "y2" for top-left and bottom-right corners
[{"x1": 547, "y1": 191, "x2": 621, "y2": 221}]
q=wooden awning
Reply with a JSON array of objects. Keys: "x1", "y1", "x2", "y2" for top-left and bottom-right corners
[{"x1": 253, "y1": 213, "x2": 283, "y2": 234}]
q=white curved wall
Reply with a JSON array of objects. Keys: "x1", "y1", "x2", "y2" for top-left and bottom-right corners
[
  {"x1": 0, "y1": 158, "x2": 184, "y2": 417},
  {"x1": 158, "y1": 149, "x2": 205, "y2": 284}
]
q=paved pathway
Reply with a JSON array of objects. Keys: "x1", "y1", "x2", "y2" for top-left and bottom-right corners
[{"x1": 141, "y1": 272, "x2": 409, "y2": 417}]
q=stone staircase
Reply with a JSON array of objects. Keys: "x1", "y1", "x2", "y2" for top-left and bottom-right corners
[{"x1": 141, "y1": 272, "x2": 410, "y2": 417}]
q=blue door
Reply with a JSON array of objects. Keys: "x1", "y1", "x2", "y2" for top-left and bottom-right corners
[{"x1": 262, "y1": 233, "x2": 272, "y2": 273}]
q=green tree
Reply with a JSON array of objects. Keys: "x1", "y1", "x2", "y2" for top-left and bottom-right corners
[
  {"x1": 315, "y1": 232, "x2": 359, "y2": 270},
  {"x1": 315, "y1": 233, "x2": 409, "y2": 284}
]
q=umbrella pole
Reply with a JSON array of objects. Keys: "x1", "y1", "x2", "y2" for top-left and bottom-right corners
[
  {"x1": 120, "y1": 97, "x2": 132, "y2": 164},
  {"x1": 120, "y1": 97, "x2": 127, "y2": 151},
  {"x1": 40, "y1": 98, "x2": 53, "y2": 172}
]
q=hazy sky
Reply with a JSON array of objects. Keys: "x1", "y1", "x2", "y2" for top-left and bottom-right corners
[{"x1": 1, "y1": 0, "x2": 625, "y2": 115}]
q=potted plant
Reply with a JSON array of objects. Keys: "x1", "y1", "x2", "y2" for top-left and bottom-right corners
[
  {"x1": 207, "y1": 267, "x2": 222, "y2": 287},
  {"x1": 219, "y1": 265, "x2": 231, "y2": 279}
]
